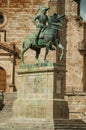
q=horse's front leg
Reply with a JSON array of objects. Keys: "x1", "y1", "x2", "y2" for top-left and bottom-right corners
[
  {"x1": 21, "y1": 43, "x2": 25, "y2": 65},
  {"x1": 21, "y1": 42, "x2": 30, "y2": 65},
  {"x1": 44, "y1": 42, "x2": 50, "y2": 62}
]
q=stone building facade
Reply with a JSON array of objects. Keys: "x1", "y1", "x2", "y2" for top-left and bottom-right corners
[{"x1": 0, "y1": 0, "x2": 86, "y2": 120}]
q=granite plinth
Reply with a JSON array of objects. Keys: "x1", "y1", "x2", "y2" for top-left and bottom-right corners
[{"x1": 13, "y1": 64, "x2": 68, "y2": 120}]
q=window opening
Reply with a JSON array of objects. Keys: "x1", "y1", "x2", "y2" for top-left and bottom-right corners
[
  {"x1": 80, "y1": 0, "x2": 86, "y2": 22},
  {"x1": 0, "y1": 12, "x2": 4, "y2": 24}
]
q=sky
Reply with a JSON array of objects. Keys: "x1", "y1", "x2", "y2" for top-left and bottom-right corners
[{"x1": 80, "y1": 0, "x2": 86, "y2": 21}]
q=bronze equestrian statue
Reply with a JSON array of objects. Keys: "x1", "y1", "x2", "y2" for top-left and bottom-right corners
[{"x1": 21, "y1": 7, "x2": 65, "y2": 64}]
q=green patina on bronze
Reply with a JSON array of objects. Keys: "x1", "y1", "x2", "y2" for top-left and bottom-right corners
[{"x1": 21, "y1": 5, "x2": 65, "y2": 65}]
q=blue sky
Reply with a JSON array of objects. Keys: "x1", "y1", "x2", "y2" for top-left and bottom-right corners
[{"x1": 80, "y1": 0, "x2": 86, "y2": 21}]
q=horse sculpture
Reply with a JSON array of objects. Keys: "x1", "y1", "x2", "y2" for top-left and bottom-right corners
[{"x1": 21, "y1": 13, "x2": 65, "y2": 64}]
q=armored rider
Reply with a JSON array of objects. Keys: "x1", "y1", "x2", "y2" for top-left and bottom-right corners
[
  {"x1": 32, "y1": 6, "x2": 49, "y2": 45},
  {"x1": 32, "y1": 6, "x2": 55, "y2": 50}
]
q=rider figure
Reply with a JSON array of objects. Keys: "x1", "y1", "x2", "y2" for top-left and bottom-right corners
[{"x1": 32, "y1": 6, "x2": 49, "y2": 45}]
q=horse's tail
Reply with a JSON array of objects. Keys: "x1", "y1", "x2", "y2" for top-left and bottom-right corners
[{"x1": 58, "y1": 42, "x2": 64, "y2": 61}]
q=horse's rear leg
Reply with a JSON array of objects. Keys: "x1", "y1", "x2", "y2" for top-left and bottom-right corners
[
  {"x1": 58, "y1": 42, "x2": 64, "y2": 60},
  {"x1": 44, "y1": 43, "x2": 50, "y2": 62},
  {"x1": 55, "y1": 39, "x2": 64, "y2": 61},
  {"x1": 21, "y1": 42, "x2": 30, "y2": 65}
]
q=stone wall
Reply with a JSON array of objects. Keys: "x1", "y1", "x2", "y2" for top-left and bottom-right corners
[
  {"x1": 65, "y1": 0, "x2": 84, "y2": 92},
  {"x1": 65, "y1": 0, "x2": 86, "y2": 119},
  {"x1": 0, "y1": 92, "x2": 17, "y2": 122}
]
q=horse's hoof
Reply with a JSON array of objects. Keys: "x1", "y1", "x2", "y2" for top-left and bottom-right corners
[
  {"x1": 44, "y1": 60, "x2": 49, "y2": 63},
  {"x1": 20, "y1": 62, "x2": 25, "y2": 68}
]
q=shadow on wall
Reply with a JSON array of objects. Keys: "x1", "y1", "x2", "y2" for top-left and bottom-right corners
[
  {"x1": 0, "y1": 90, "x2": 5, "y2": 111},
  {"x1": 0, "y1": 66, "x2": 6, "y2": 92},
  {"x1": 53, "y1": 100, "x2": 69, "y2": 119}
]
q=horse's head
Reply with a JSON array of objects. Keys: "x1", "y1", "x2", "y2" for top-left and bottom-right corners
[{"x1": 48, "y1": 13, "x2": 65, "y2": 27}]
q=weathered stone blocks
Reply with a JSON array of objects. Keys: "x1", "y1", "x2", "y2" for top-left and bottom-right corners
[{"x1": 13, "y1": 64, "x2": 68, "y2": 119}]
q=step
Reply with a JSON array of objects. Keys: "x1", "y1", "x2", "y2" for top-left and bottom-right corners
[{"x1": 0, "y1": 118, "x2": 86, "y2": 130}]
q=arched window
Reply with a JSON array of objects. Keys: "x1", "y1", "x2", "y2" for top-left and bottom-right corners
[
  {"x1": 0, "y1": 12, "x2": 4, "y2": 24},
  {"x1": 0, "y1": 11, "x2": 7, "y2": 28}
]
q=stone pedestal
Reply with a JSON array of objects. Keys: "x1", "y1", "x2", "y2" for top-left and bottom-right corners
[{"x1": 13, "y1": 64, "x2": 68, "y2": 122}]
